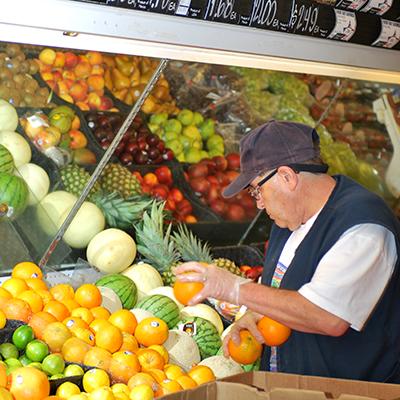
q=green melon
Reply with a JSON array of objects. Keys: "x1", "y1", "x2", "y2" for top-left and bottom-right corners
[
  {"x1": 135, "y1": 294, "x2": 181, "y2": 329},
  {"x1": 0, "y1": 144, "x2": 14, "y2": 173},
  {"x1": 0, "y1": 173, "x2": 29, "y2": 221},
  {"x1": 94, "y1": 274, "x2": 138, "y2": 310},
  {"x1": 174, "y1": 316, "x2": 221, "y2": 360}
]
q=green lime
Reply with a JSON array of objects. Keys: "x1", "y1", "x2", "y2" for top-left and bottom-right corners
[
  {"x1": 6, "y1": 365, "x2": 20, "y2": 375},
  {"x1": 25, "y1": 339, "x2": 49, "y2": 362},
  {"x1": 12, "y1": 325, "x2": 35, "y2": 350},
  {"x1": 50, "y1": 373, "x2": 65, "y2": 380},
  {"x1": 4, "y1": 358, "x2": 22, "y2": 368},
  {"x1": 63, "y1": 363, "x2": 84, "y2": 377},
  {"x1": 0, "y1": 343, "x2": 19, "y2": 360},
  {"x1": 18, "y1": 354, "x2": 33, "y2": 366},
  {"x1": 42, "y1": 354, "x2": 65, "y2": 376},
  {"x1": 29, "y1": 362, "x2": 43, "y2": 371}
]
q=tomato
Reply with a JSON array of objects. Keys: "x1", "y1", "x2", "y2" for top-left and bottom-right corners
[
  {"x1": 25, "y1": 339, "x2": 49, "y2": 362},
  {"x1": 12, "y1": 325, "x2": 35, "y2": 350},
  {"x1": 42, "y1": 353, "x2": 65, "y2": 376}
]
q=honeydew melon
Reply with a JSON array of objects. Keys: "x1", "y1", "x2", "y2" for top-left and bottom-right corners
[
  {"x1": 198, "y1": 355, "x2": 244, "y2": 379},
  {"x1": 162, "y1": 329, "x2": 200, "y2": 372},
  {"x1": 0, "y1": 130, "x2": 31, "y2": 167},
  {"x1": 87, "y1": 228, "x2": 137, "y2": 274},
  {"x1": 129, "y1": 308, "x2": 155, "y2": 323},
  {"x1": 0, "y1": 99, "x2": 19, "y2": 131}
]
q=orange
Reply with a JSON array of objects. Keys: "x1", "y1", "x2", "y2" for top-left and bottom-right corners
[
  {"x1": 7, "y1": 297, "x2": 32, "y2": 311},
  {"x1": 0, "y1": 287, "x2": 12, "y2": 300},
  {"x1": 16, "y1": 290, "x2": 44, "y2": 313},
  {"x1": 120, "y1": 338, "x2": 139, "y2": 354},
  {"x1": 88, "y1": 386, "x2": 114, "y2": 400},
  {"x1": 257, "y1": 316, "x2": 292, "y2": 347},
  {"x1": 35, "y1": 311, "x2": 58, "y2": 323},
  {"x1": 89, "y1": 318, "x2": 112, "y2": 335},
  {"x1": 82, "y1": 368, "x2": 110, "y2": 393},
  {"x1": 42, "y1": 322, "x2": 72, "y2": 353},
  {"x1": 110, "y1": 351, "x2": 141, "y2": 384},
  {"x1": 127, "y1": 373, "x2": 156, "y2": 391},
  {"x1": 8, "y1": 366, "x2": 50, "y2": 400},
  {"x1": 173, "y1": 274, "x2": 204, "y2": 306},
  {"x1": 187, "y1": 365, "x2": 215, "y2": 385},
  {"x1": 61, "y1": 337, "x2": 91, "y2": 364},
  {"x1": 0, "y1": 362, "x2": 6, "y2": 387},
  {"x1": 28, "y1": 313, "x2": 51, "y2": 340},
  {"x1": 72, "y1": 327, "x2": 95, "y2": 346},
  {"x1": 84, "y1": 347, "x2": 112, "y2": 370},
  {"x1": 74, "y1": 284, "x2": 102, "y2": 309},
  {"x1": 146, "y1": 369, "x2": 167, "y2": 384},
  {"x1": 136, "y1": 348, "x2": 165, "y2": 372},
  {"x1": 148, "y1": 345, "x2": 168, "y2": 364},
  {"x1": 49, "y1": 284, "x2": 75, "y2": 302},
  {"x1": 71, "y1": 307, "x2": 94, "y2": 325},
  {"x1": 134, "y1": 317, "x2": 169, "y2": 348},
  {"x1": 163, "y1": 364, "x2": 184, "y2": 381},
  {"x1": 25, "y1": 278, "x2": 48, "y2": 291},
  {"x1": 61, "y1": 298, "x2": 81, "y2": 313},
  {"x1": 160, "y1": 378, "x2": 182, "y2": 393},
  {"x1": 227, "y1": 329, "x2": 263, "y2": 365},
  {"x1": 109, "y1": 310, "x2": 138, "y2": 335},
  {"x1": 91, "y1": 306, "x2": 111, "y2": 320},
  {"x1": 34, "y1": 289, "x2": 54, "y2": 305},
  {"x1": 175, "y1": 375, "x2": 197, "y2": 390},
  {"x1": 63, "y1": 316, "x2": 89, "y2": 332},
  {"x1": 95, "y1": 323, "x2": 124, "y2": 353},
  {"x1": 1, "y1": 298, "x2": 32, "y2": 323},
  {"x1": 1, "y1": 277, "x2": 29, "y2": 297},
  {"x1": 114, "y1": 393, "x2": 130, "y2": 400},
  {"x1": 43, "y1": 300, "x2": 70, "y2": 322},
  {"x1": 12, "y1": 262, "x2": 43, "y2": 280},
  {"x1": 111, "y1": 383, "x2": 130, "y2": 395}
]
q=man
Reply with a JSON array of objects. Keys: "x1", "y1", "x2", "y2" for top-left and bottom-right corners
[{"x1": 174, "y1": 120, "x2": 400, "y2": 383}]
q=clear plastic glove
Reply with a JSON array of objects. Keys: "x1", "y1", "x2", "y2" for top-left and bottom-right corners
[
  {"x1": 173, "y1": 261, "x2": 249, "y2": 306},
  {"x1": 222, "y1": 310, "x2": 265, "y2": 358}
]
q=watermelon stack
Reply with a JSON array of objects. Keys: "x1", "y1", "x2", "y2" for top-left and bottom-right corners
[
  {"x1": 0, "y1": 172, "x2": 29, "y2": 221},
  {"x1": 0, "y1": 144, "x2": 14, "y2": 174}
]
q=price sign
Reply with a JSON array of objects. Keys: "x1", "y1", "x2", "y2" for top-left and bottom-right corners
[
  {"x1": 288, "y1": 0, "x2": 327, "y2": 36},
  {"x1": 202, "y1": 0, "x2": 254, "y2": 25},
  {"x1": 372, "y1": 19, "x2": 400, "y2": 48},
  {"x1": 248, "y1": 0, "x2": 283, "y2": 30},
  {"x1": 327, "y1": 9, "x2": 357, "y2": 40}
]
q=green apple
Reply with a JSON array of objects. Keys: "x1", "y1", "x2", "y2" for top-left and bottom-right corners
[
  {"x1": 184, "y1": 147, "x2": 203, "y2": 164},
  {"x1": 182, "y1": 125, "x2": 202, "y2": 142},
  {"x1": 148, "y1": 123, "x2": 161, "y2": 134},
  {"x1": 193, "y1": 112, "x2": 204, "y2": 127},
  {"x1": 162, "y1": 131, "x2": 179, "y2": 142},
  {"x1": 209, "y1": 148, "x2": 225, "y2": 158},
  {"x1": 164, "y1": 118, "x2": 183, "y2": 134},
  {"x1": 206, "y1": 134, "x2": 224, "y2": 150},
  {"x1": 199, "y1": 118, "x2": 215, "y2": 140},
  {"x1": 177, "y1": 109, "x2": 194, "y2": 126},
  {"x1": 178, "y1": 135, "x2": 193, "y2": 149},
  {"x1": 165, "y1": 138, "x2": 184, "y2": 156},
  {"x1": 150, "y1": 112, "x2": 169, "y2": 126}
]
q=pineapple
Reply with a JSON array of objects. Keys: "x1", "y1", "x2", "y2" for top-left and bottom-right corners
[
  {"x1": 134, "y1": 200, "x2": 181, "y2": 280},
  {"x1": 59, "y1": 164, "x2": 153, "y2": 228},
  {"x1": 99, "y1": 163, "x2": 142, "y2": 199}
]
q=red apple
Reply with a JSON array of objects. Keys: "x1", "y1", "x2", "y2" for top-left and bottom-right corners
[
  {"x1": 206, "y1": 175, "x2": 220, "y2": 186},
  {"x1": 169, "y1": 188, "x2": 184, "y2": 204},
  {"x1": 225, "y1": 170, "x2": 240, "y2": 183},
  {"x1": 212, "y1": 155, "x2": 228, "y2": 172},
  {"x1": 64, "y1": 52, "x2": 78, "y2": 69},
  {"x1": 189, "y1": 177, "x2": 210, "y2": 196},
  {"x1": 225, "y1": 204, "x2": 246, "y2": 221},
  {"x1": 209, "y1": 199, "x2": 228, "y2": 217},
  {"x1": 176, "y1": 199, "x2": 193, "y2": 217},
  {"x1": 99, "y1": 95, "x2": 114, "y2": 111},
  {"x1": 151, "y1": 184, "x2": 169, "y2": 201},
  {"x1": 214, "y1": 171, "x2": 230, "y2": 187},
  {"x1": 205, "y1": 183, "x2": 221, "y2": 205},
  {"x1": 69, "y1": 130, "x2": 88, "y2": 149},
  {"x1": 226, "y1": 152, "x2": 240, "y2": 170},
  {"x1": 155, "y1": 165, "x2": 172, "y2": 184},
  {"x1": 200, "y1": 158, "x2": 216, "y2": 175},
  {"x1": 188, "y1": 163, "x2": 208, "y2": 179},
  {"x1": 236, "y1": 192, "x2": 256, "y2": 210}
]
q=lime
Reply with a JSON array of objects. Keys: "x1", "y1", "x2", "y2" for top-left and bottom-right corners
[
  {"x1": 50, "y1": 373, "x2": 65, "y2": 380},
  {"x1": 6, "y1": 365, "x2": 20, "y2": 375},
  {"x1": 63, "y1": 363, "x2": 84, "y2": 377},
  {"x1": 42, "y1": 354, "x2": 65, "y2": 376},
  {"x1": 0, "y1": 343, "x2": 19, "y2": 360},
  {"x1": 25, "y1": 339, "x2": 49, "y2": 362},
  {"x1": 29, "y1": 362, "x2": 43, "y2": 371},
  {"x1": 4, "y1": 358, "x2": 22, "y2": 368},
  {"x1": 18, "y1": 354, "x2": 33, "y2": 366},
  {"x1": 12, "y1": 325, "x2": 35, "y2": 350}
]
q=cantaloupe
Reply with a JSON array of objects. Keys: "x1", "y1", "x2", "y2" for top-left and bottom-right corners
[
  {"x1": 162, "y1": 329, "x2": 200, "y2": 372},
  {"x1": 198, "y1": 355, "x2": 244, "y2": 379}
]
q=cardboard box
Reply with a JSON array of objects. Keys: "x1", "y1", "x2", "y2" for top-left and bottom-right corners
[{"x1": 158, "y1": 371, "x2": 400, "y2": 400}]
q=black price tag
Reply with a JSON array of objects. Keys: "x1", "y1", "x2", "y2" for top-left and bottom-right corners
[
  {"x1": 201, "y1": 0, "x2": 254, "y2": 25},
  {"x1": 248, "y1": 0, "x2": 290, "y2": 32}
]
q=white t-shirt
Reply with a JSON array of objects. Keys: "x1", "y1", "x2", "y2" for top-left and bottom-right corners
[{"x1": 280, "y1": 214, "x2": 397, "y2": 331}]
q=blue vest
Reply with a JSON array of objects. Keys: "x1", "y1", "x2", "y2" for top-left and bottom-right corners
[{"x1": 260, "y1": 175, "x2": 400, "y2": 383}]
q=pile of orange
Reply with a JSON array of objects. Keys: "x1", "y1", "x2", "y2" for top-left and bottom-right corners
[{"x1": 0, "y1": 261, "x2": 217, "y2": 392}]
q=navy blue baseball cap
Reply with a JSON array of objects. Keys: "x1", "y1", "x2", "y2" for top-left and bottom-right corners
[{"x1": 222, "y1": 120, "x2": 322, "y2": 198}]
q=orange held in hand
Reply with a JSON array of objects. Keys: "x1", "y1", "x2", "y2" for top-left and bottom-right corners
[
  {"x1": 227, "y1": 329, "x2": 263, "y2": 365},
  {"x1": 173, "y1": 271, "x2": 204, "y2": 306},
  {"x1": 257, "y1": 316, "x2": 291, "y2": 347}
]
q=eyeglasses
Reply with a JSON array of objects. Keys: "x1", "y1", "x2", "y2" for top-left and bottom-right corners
[{"x1": 247, "y1": 169, "x2": 278, "y2": 201}]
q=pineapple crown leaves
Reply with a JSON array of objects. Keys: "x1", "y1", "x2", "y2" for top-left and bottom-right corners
[
  {"x1": 171, "y1": 223, "x2": 213, "y2": 264},
  {"x1": 134, "y1": 200, "x2": 181, "y2": 271}
]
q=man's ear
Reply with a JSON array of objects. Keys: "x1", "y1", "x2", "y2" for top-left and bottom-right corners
[{"x1": 278, "y1": 166, "x2": 298, "y2": 190}]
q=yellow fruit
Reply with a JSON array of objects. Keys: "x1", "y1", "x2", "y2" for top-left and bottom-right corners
[
  {"x1": 56, "y1": 381, "x2": 81, "y2": 399},
  {"x1": 83, "y1": 368, "x2": 111, "y2": 393},
  {"x1": 88, "y1": 386, "x2": 115, "y2": 400},
  {"x1": 128, "y1": 384, "x2": 154, "y2": 400}
]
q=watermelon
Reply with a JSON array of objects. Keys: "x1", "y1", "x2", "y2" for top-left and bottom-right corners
[
  {"x1": 0, "y1": 144, "x2": 14, "y2": 173},
  {"x1": 0, "y1": 173, "x2": 29, "y2": 221},
  {"x1": 94, "y1": 274, "x2": 138, "y2": 310},
  {"x1": 174, "y1": 316, "x2": 222, "y2": 360},
  {"x1": 216, "y1": 346, "x2": 260, "y2": 371},
  {"x1": 135, "y1": 294, "x2": 181, "y2": 329}
]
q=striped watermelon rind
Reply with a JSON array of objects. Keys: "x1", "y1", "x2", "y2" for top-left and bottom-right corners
[
  {"x1": 135, "y1": 294, "x2": 181, "y2": 329},
  {"x1": 94, "y1": 274, "x2": 138, "y2": 310},
  {"x1": 216, "y1": 346, "x2": 260, "y2": 371},
  {"x1": 174, "y1": 316, "x2": 222, "y2": 360},
  {"x1": 0, "y1": 173, "x2": 29, "y2": 221},
  {"x1": 0, "y1": 144, "x2": 14, "y2": 174}
]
